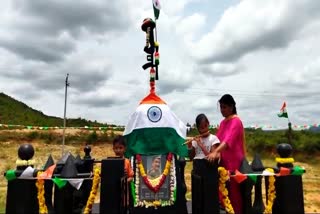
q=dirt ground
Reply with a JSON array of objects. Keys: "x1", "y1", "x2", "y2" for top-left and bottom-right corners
[{"x1": 0, "y1": 139, "x2": 319, "y2": 213}]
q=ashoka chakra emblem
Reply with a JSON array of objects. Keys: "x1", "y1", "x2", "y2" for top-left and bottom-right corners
[{"x1": 147, "y1": 106, "x2": 162, "y2": 122}]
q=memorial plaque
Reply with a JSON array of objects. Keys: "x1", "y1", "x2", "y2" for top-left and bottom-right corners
[{"x1": 139, "y1": 155, "x2": 170, "y2": 201}]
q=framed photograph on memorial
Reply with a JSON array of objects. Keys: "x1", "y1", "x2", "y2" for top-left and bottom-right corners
[
  {"x1": 139, "y1": 154, "x2": 170, "y2": 201},
  {"x1": 133, "y1": 153, "x2": 177, "y2": 207}
]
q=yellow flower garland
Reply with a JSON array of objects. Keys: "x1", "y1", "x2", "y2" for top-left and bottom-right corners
[
  {"x1": 275, "y1": 157, "x2": 294, "y2": 164},
  {"x1": 35, "y1": 171, "x2": 48, "y2": 214},
  {"x1": 84, "y1": 167, "x2": 101, "y2": 214},
  {"x1": 16, "y1": 159, "x2": 35, "y2": 166},
  {"x1": 218, "y1": 167, "x2": 276, "y2": 214},
  {"x1": 218, "y1": 167, "x2": 234, "y2": 214},
  {"x1": 264, "y1": 168, "x2": 276, "y2": 214}
]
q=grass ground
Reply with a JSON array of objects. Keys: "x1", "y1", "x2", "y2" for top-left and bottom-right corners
[{"x1": 0, "y1": 137, "x2": 319, "y2": 213}]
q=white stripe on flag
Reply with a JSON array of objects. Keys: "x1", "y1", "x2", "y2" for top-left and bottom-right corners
[{"x1": 124, "y1": 104, "x2": 186, "y2": 138}]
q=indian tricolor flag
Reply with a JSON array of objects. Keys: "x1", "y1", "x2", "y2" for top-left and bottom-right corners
[
  {"x1": 124, "y1": 92, "x2": 188, "y2": 157},
  {"x1": 152, "y1": 0, "x2": 161, "y2": 20},
  {"x1": 277, "y1": 102, "x2": 288, "y2": 118}
]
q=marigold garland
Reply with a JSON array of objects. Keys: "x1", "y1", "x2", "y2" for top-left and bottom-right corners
[
  {"x1": 275, "y1": 157, "x2": 294, "y2": 164},
  {"x1": 35, "y1": 171, "x2": 48, "y2": 214},
  {"x1": 264, "y1": 168, "x2": 276, "y2": 214},
  {"x1": 84, "y1": 167, "x2": 101, "y2": 214},
  {"x1": 218, "y1": 167, "x2": 234, "y2": 214},
  {"x1": 16, "y1": 159, "x2": 35, "y2": 166}
]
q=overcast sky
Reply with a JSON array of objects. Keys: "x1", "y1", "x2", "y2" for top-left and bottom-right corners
[{"x1": 1, "y1": 0, "x2": 320, "y2": 128}]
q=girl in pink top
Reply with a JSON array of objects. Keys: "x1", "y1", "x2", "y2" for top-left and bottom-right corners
[{"x1": 207, "y1": 94, "x2": 246, "y2": 214}]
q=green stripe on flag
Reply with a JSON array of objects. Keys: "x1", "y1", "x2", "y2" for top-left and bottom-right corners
[
  {"x1": 152, "y1": 0, "x2": 161, "y2": 19},
  {"x1": 124, "y1": 127, "x2": 188, "y2": 157},
  {"x1": 277, "y1": 112, "x2": 288, "y2": 118}
]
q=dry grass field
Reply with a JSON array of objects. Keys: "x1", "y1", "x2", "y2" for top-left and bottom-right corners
[{"x1": 0, "y1": 132, "x2": 319, "y2": 213}]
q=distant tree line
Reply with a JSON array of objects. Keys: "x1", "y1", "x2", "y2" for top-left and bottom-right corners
[{"x1": 188, "y1": 127, "x2": 320, "y2": 156}]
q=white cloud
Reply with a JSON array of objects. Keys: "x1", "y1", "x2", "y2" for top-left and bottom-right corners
[
  {"x1": 175, "y1": 13, "x2": 206, "y2": 42},
  {"x1": 1, "y1": 0, "x2": 320, "y2": 128},
  {"x1": 192, "y1": 0, "x2": 320, "y2": 63}
]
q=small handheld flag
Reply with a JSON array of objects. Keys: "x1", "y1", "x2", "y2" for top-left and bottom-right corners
[{"x1": 277, "y1": 102, "x2": 288, "y2": 118}]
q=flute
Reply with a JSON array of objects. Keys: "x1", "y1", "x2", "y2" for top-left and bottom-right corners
[{"x1": 182, "y1": 131, "x2": 210, "y2": 145}]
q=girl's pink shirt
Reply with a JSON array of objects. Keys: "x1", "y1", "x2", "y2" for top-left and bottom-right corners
[{"x1": 217, "y1": 116, "x2": 245, "y2": 171}]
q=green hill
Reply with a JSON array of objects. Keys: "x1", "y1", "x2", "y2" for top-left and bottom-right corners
[{"x1": 0, "y1": 92, "x2": 107, "y2": 127}]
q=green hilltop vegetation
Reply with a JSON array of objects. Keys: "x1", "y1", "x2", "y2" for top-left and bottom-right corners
[
  {"x1": 188, "y1": 127, "x2": 320, "y2": 158},
  {"x1": 0, "y1": 92, "x2": 319, "y2": 156},
  {"x1": 0, "y1": 92, "x2": 109, "y2": 127}
]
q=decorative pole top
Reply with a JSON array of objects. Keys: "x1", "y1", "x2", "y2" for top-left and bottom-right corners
[
  {"x1": 16, "y1": 143, "x2": 35, "y2": 170},
  {"x1": 141, "y1": 17, "x2": 160, "y2": 93}
]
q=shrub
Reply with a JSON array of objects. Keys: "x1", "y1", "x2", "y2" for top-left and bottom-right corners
[
  {"x1": 86, "y1": 131, "x2": 98, "y2": 144},
  {"x1": 26, "y1": 131, "x2": 39, "y2": 140}
]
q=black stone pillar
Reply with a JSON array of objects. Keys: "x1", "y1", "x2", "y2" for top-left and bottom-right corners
[
  {"x1": 273, "y1": 143, "x2": 304, "y2": 214},
  {"x1": 191, "y1": 159, "x2": 219, "y2": 214},
  {"x1": 251, "y1": 176, "x2": 264, "y2": 214},
  {"x1": 53, "y1": 182, "x2": 75, "y2": 214},
  {"x1": 6, "y1": 178, "x2": 39, "y2": 214},
  {"x1": 240, "y1": 157, "x2": 256, "y2": 214},
  {"x1": 44, "y1": 180, "x2": 54, "y2": 214},
  {"x1": 175, "y1": 157, "x2": 188, "y2": 214},
  {"x1": 5, "y1": 143, "x2": 38, "y2": 214},
  {"x1": 100, "y1": 158, "x2": 124, "y2": 214},
  {"x1": 241, "y1": 179, "x2": 254, "y2": 214},
  {"x1": 77, "y1": 145, "x2": 94, "y2": 211}
]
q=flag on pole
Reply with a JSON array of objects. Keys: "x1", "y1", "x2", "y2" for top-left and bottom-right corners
[
  {"x1": 152, "y1": 0, "x2": 161, "y2": 20},
  {"x1": 277, "y1": 102, "x2": 288, "y2": 118}
]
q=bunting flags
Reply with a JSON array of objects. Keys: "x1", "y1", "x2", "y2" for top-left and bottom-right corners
[
  {"x1": 248, "y1": 175, "x2": 257, "y2": 183},
  {"x1": 4, "y1": 164, "x2": 305, "y2": 190},
  {"x1": 38, "y1": 164, "x2": 56, "y2": 179},
  {"x1": 19, "y1": 166, "x2": 35, "y2": 178},
  {"x1": 292, "y1": 166, "x2": 305, "y2": 175},
  {"x1": 229, "y1": 166, "x2": 306, "y2": 184},
  {"x1": 262, "y1": 169, "x2": 275, "y2": 176},
  {"x1": 276, "y1": 167, "x2": 291, "y2": 176},
  {"x1": 233, "y1": 170, "x2": 247, "y2": 183},
  {"x1": 53, "y1": 177, "x2": 68, "y2": 189},
  {"x1": 5, "y1": 166, "x2": 85, "y2": 190},
  {"x1": 1, "y1": 122, "x2": 320, "y2": 131},
  {"x1": 277, "y1": 102, "x2": 288, "y2": 118},
  {"x1": 0, "y1": 124, "x2": 124, "y2": 131},
  {"x1": 68, "y1": 179, "x2": 84, "y2": 190},
  {"x1": 5, "y1": 170, "x2": 16, "y2": 181}
]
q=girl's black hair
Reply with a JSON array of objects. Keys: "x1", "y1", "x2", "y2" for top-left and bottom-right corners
[
  {"x1": 219, "y1": 94, "x2": 237, "y2": 114},
  {"x1": 195, "y1": 113, "x2": 209, "y2": 129},
  {"x1": 113, "y1": 135, "x2": 126, "y2": 146}
]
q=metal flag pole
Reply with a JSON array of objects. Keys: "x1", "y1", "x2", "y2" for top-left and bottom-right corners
[
  {"x1": 287, "y1": 117, "x2": 292, "y2": 145},
  {"x1": 62, "y1": 73, "x2": 69, "y2": 156}
]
